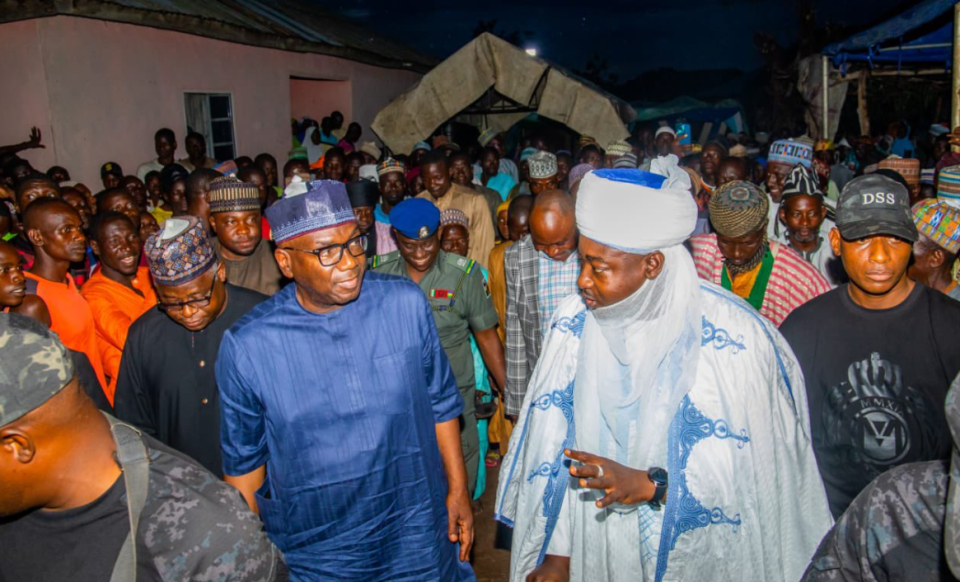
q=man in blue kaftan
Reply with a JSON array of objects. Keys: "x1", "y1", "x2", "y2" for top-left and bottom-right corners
[{"x1": 217, "y1": 179, "x2": 476, "y2": 581}]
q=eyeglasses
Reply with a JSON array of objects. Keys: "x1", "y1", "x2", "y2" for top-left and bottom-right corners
[
  {"x1": 157, "y1": 276, "x2": 217, "y2": 313},
  {"x1": 282, "y1": 234, "x2": 367, "y2": 267}
]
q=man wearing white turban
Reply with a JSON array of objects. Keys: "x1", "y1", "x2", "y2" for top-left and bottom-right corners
[{"x1": 495, "y1": 168, "x2": 833, "y2": 582}]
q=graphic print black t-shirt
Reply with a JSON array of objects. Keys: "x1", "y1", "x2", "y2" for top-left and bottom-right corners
[{"x1": 780, "y1": 283, "x2": 960, "y2": 518}]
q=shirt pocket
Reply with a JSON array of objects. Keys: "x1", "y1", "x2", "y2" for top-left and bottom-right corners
[{"x1": 371, "y1": 348, "x2": 418, "y2": 417}]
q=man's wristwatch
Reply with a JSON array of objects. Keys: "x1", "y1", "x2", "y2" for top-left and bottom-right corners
[{"x1": 647, "y1": 467, "x2": 668, "y2": 510}]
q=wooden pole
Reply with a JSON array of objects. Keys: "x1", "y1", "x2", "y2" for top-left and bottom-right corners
[
  {"x1": 822, "y1": 55, "x2": 830, "y2": 140},
  {"x1": 858, "y1": 69, "x2": 871, "y2": 137},
  {"x1": 953, "y1": 2, "x2": 960, "y2": 150}
]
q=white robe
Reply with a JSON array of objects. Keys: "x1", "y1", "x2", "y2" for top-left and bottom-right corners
[{"x1": 495, "y1": 281, "x2": 833, "y2": 582}]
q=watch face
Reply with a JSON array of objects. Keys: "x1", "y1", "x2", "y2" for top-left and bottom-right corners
[{"x1": 649, "y1": 467, "x2": 668, "y2": 485}]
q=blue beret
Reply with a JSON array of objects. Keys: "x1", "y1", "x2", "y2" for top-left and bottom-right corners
[{"x1": 390, "y1": 198, "x2": 440, "y2": 240}]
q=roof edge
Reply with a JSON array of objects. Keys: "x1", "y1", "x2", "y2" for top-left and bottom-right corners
[{"x1": 0, "y1": 2, "x2": 436, "y2": 73}]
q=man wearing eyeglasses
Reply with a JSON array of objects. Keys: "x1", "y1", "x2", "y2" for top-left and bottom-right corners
[
  {"x1": 217, "y1": 180, "x2": 477, "y2": 581},
  {"x1": 113, "y1": 215, "x2": 267, "y2": 475}
]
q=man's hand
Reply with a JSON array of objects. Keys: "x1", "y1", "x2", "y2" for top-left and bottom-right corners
[
  {"x1": 446, "y1": 488, "x2": 474, "y2": 561},
  {"x1": 26, "y1": 127, "x2": 44, "y2": 149},
  {"x1": 526, "y1": 555, "x2": 570, "y2": 582},
  {"x1": 565, "y1": 449, "x2": 656, "y2": 509}
]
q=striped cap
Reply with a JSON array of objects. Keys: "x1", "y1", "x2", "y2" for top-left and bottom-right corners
[
  {"x1": 921, "y1": 168, "x2": 936, "y2": 186},
  {"x1": 377, "y1": 157, "x2": 406, "y2": 178},
  {"x1": 913, "y1": 199, "x2": 960, "y2": 254},
  {"x1": 781, "y1": 164, "x2": 823, "y2": 200},
  {"x1": 208, "y1": 176, "x2": 260, "y2": 214},
  {"x1": 878, "y1": 156, "x2": 920, "y2": 186},
  {"x1": 938, "y1": 165, "x2": 960, "y2": 209}
]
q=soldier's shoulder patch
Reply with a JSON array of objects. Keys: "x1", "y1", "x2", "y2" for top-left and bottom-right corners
[
  {"x1": 371, "y1": 250, "x2": 401, "y2": 269},
  {"x1": 445, "y1": 253, "x2": 476, "y2": 274},
  {"x1": 482, "y1": 277, "x2": 490, "y2": 298}
]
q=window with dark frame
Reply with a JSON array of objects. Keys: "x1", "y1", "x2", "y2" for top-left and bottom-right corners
[{"x1": 184, "y1": 92, "x2": 236, "y2": 162}]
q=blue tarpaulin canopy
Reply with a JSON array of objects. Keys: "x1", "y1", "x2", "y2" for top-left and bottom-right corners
[{"x1": 823, "y1": 0, "x2": 956, "y2": 72}]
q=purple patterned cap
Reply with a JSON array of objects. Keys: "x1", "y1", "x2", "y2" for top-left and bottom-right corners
[
  {"x1": 144, "y1": 215, "x2": 217, "y2": 286},
  {"x1": 265, "y1": 179, "x2": 355, "y2": 244}
]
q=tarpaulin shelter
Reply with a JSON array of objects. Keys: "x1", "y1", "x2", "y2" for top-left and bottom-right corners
[
  {"x1": 371, "y1": 33, "x2": 635, "y2": 154},
  {"x1": 809, "y1": 0, "x2": 958, "y2": 139},
  {"x1": 632, "y1": 96, "x2": 746, "y2": 139}
]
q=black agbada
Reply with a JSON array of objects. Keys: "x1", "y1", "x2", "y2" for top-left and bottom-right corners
[{"x1": 113, "y1": 284, "x2": 266, "y2": 475}]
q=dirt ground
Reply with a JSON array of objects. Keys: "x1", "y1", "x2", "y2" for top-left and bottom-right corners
[{"x1": 471, "y1": 464, "x2": 512, "y2": 582}]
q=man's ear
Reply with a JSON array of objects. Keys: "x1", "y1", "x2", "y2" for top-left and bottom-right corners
[
  {"x1": 89, "y1": 239, "x2": 101, "y2": 258},
  {"x1": 275, "y1": 248, "x2": 295, "y2": 279},
  {"x1": 829, "y1": 227, "x2": 842, "y2": 257},
  {"x1": 644, "y1": 250, "x2": 665, "y2": 280},
  {"x1": 26, "y1": 227, "x2": 43, "y2": 248},
  {"x1": 215, "y1": 261, "x2": 227, "y2": 283},
  {"x1": 931, "y1": 248, "x2": 948, "y2": 269},
  {"x1": 1, "y1": 428, "x2": 36, "y2": 464}
]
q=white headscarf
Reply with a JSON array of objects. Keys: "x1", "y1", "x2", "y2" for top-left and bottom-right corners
[{"x1": 574, "y1": 169, "x2": 702, "y2": 471}]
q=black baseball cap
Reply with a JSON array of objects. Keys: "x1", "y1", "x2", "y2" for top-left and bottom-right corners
[
  {"x1": 100, "y1": 161, "x2": 123, "y2": 178},
  {"x1": 835, "y1": 174, "x2": 918, "y2": 242}
]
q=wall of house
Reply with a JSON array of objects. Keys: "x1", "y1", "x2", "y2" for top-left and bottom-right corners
[
  {"x1": 289, "y1": 78, "x2": 353, "y2": 124},
  {"x1": 0, "y1": 20, "x2": 57, "y2": 175},
  {"x1": 0, "y1": 16, "x2": 421, "y2": 189}
]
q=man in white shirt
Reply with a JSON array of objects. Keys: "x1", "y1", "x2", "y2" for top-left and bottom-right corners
[{"x1": 136, "y1": 128, "x2": 178, "y2": 181}]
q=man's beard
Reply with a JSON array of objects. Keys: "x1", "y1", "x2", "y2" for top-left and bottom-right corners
[{"x1": 724, "y1": 236, "x2": 768, "y2": 276}]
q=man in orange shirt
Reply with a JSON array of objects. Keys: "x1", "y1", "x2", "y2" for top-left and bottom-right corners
[
  {"x1": 22, "y1": 198, "x2": 108, "y2": 400},
  {"x1": 82, "y1": 212, "x2": 156, "y2": 393}
]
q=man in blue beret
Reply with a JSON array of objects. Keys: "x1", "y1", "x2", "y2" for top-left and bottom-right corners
[
  {"x1": 217, "y1": 180, "x2": 476, "y2": 582},
  {"x1": 373, "y1": 198, "x2": 506, "y2": 499}
]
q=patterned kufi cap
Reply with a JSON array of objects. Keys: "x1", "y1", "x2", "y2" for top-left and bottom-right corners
[
  {"x1": 708, "y1": 180, "x2": 770, "y2": 237},
  {"x1": 768, "y1": 138, "x2": 813, "y2": 169},
  {"x1": 528, "y1": 151, "x2": 558, "y2": 179},
  {"x1": 440, "y1": 209, "x2": 469, "y2": 229},
  {"x1": 208, "y1": 176, "x2": 260, "y2": 214},
  {"x1": 938, "y1": 165, "x2": 960, "y2": 209},
  {"x1": 377, "y1": 157, "x2": 406, "y2": 178},
  {"x1": 913, "y1": 199, "x2": 960, "y2": 254},
  {"x1": 145, "y1": 216, "x2": 217, "y2": 285},
  {"x1": 878, "y1": 155, "x2": 921, "y2": 186}
]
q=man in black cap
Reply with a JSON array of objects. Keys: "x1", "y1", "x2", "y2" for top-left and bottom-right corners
[
  {"x1": 372, "y1": 198, "x2": 506, "y2": 498},
  {"x1": 346, "y1": 179, "x2": 380, "y2": 258},
  {"x1": 781, "y1": 174, "x2": 960, "y2": 518},
  {"x1": 0, "y1": 313, "x2": 286, "y2": 582},
  {"x1": 100, "y1": 162, "x2": 123, "y2": 191}
]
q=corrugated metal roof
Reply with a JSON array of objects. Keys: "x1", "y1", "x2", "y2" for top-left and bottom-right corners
[{"x1": 0, "y1": 0, "x2": 436, "y2": 71}]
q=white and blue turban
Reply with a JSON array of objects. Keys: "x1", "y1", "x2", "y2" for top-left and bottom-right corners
[{"x1": 575, "y1": 167, "x2": 698, "y2": 254}]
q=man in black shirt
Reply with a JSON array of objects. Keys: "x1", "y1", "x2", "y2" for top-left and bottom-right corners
[
  {"x1": 0, "y1": 314, "x2": 285, "y2": 582},
  {"x1": 114, "y1": 216, "x2": 266, "y2": 475},
  {"x1": 781, "y1": 174, "x2": 960, "y2": 518}
]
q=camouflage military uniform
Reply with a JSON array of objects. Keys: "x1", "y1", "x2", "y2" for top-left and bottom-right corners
[
  {"x1": 373, "y1": 250, "x2": 499, "y2": 495},
  {"x1": 802, "y1": 460, "x2": 955, "y2": 582}
]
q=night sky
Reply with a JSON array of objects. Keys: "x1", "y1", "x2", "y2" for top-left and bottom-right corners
[{"x1": 337, "y1": 0, "x2": 916, "y2": 77}]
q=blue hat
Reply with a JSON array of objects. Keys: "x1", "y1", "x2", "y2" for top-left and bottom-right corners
[
  {"x1": 266, "y1": 179, "x2": 355, "y2": 244},
  {"x1": 413, "y1": 141, "x2": 432, "y2": 153},
  {"x1": 390, "y1": 198, "x2": 440, "y2": 240}
]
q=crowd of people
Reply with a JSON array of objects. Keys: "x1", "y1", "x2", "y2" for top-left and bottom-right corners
[{"x1": 1, "y1": 111, "x2": 959, "y2": 582}]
